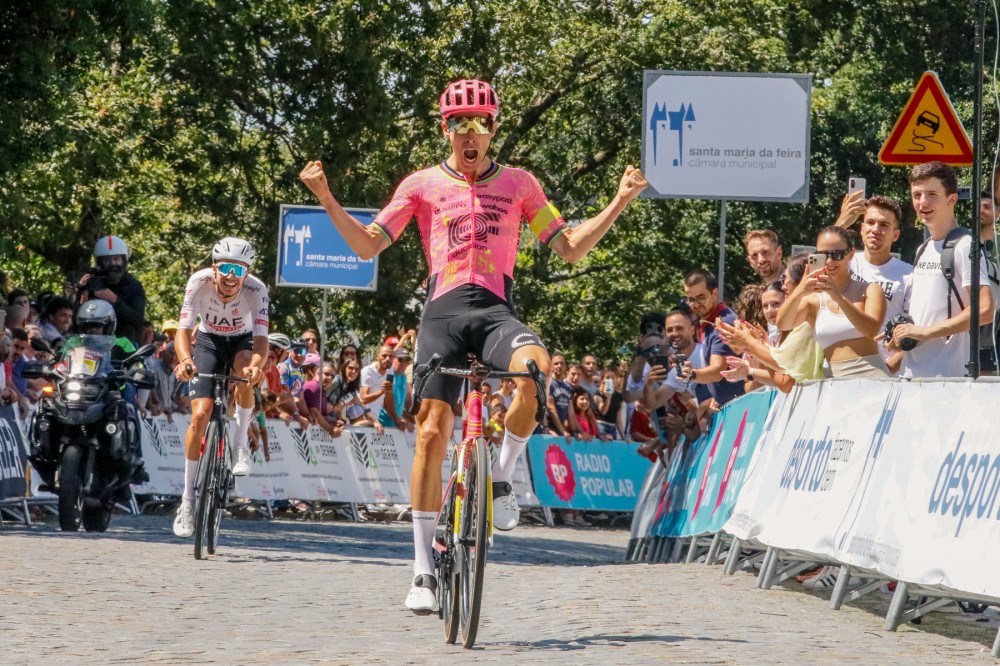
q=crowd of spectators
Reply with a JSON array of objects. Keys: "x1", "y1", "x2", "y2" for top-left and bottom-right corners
[{"x1": 4, "y1": 161, "x2": 996, "y2": 530}]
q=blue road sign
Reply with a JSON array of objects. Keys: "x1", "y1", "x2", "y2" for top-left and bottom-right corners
[{"x1": 276, "y1": 205, "x2": 379, "y2": 290}]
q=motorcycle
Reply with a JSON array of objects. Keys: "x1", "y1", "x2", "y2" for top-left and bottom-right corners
[{"x1": 23, "y1": 336, "x2": 156, "y2": 532}]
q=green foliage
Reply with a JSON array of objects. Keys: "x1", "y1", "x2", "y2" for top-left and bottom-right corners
[{"x1": 0, "y1": 0, "x2": 992, "y2": 361}]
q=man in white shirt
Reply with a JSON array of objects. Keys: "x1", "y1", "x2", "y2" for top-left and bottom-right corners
[
  {"x1": 836, "y1": 194, "x2": 913, "y2": 373},
  {"x1": 887, "y1": 161, "x2": 993, "y2": 378},
  {"x1": 360, "y1": 344, "x2": 394, "y2": 416}
]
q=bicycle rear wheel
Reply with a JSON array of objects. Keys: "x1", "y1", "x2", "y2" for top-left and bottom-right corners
[
  {"x1": 438, "y1": 473, "x2": 460, "y2": 644},
  {"x1": 459, "y1": 437, "x2": 490, "y2": 649},
  {"x1": 193, "y1": 419, "x2": 219, "y2": 560}
]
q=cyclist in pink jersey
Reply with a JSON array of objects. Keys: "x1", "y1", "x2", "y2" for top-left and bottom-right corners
[{"x1": 300, "y1": 79, "x2": 648, "y2": 614}]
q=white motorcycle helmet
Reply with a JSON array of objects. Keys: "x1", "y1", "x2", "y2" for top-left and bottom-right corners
[
  {"x1": 212, "y1": 237, "x2": 256, "y2": 267},
  {"x1": 93, "y1": 235, "x2": 129, "y2": 284}
]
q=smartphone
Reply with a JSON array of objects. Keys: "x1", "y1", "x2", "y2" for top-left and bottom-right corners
[
  {"x1": 674, "y1": 353, "x2": 688, "y2": 371},
  {"x1": 603, "y1": 379, "x2": 614, "y2": 392},
  {"x1": 848, "y1": 176, "x2": 866, "y2": 199},
  {"x1": 652, "y1": 354, "x2": 671, "y2": 369},
  {"x1": 807, "y1": 252, "x2": 826, "y2": 274}
]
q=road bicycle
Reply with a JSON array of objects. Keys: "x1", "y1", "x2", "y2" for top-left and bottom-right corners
[
  {"x1": 191, "y1": 369, "x2": 248, "y2": 560},
  {"x1": 411, "y1": 353, "x2": 546, "y2": 648}
]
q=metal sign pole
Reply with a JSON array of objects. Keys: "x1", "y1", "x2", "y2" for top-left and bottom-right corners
[
  {"x1": 718, "y1": 200, "x2": 728, "y2": 301},
  {"x1": 320, "y1": 289, "x2": 329, "y2": 363},
  {"x1": 969, "y1": 0, "x2": 987, "y2": 378}
]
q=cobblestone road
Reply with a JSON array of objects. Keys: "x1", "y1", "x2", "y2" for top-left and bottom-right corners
[{"x1": 2, "y1": 513, "x2": 997, "y2": 664}]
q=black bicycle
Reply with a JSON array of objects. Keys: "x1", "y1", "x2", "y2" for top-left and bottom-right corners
[
  {"x1": 192, "y1": 370, "x2": 247, "y2": 560},
  {"x1": 411, "y1": 353, "x2": 546, "y2": 648}
]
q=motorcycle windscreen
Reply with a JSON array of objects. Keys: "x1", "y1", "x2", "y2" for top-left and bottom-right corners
[{"x1": 62, "y1": 335, "x2": 117, "y2": 377}]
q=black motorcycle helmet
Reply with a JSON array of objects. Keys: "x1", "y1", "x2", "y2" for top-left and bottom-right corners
[{"x1": 76, "y1": 299, "x2": 117, "y2": 336}]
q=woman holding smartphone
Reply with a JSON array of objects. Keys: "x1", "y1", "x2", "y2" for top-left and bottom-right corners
[{"x1": 775, "y1": 226, "x2": 890, "y2": 378}]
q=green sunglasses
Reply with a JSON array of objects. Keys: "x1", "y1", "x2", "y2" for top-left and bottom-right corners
[{"x1": 217, "y1": 262, "x2": 248, "y2": 278}]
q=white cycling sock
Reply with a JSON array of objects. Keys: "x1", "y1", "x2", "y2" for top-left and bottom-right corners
[
  {"x1": 234, "y1": 406, "x2": 253, "y2": 450},
  {"x1": 412, "y1": 511, "x2": 437, "y2": 578},
  {"x1": 183, "y1": 459, "x2": 198, "y2": 506},
  {"x1": 492, "y1": 430, "x2": 530, "y2": 483}
]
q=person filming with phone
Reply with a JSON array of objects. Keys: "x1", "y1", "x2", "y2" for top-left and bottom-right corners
[{"x1": 776, "y1": 226, "x2": 889, "y2": 377}]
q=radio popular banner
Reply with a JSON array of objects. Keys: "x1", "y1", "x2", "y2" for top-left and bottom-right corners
[
  {"x1": 527, "y1": 436, "x2": 652, "y2": 511},
  {"x1": 0, "y1": 403, "x2": 28, "y2": 500}
]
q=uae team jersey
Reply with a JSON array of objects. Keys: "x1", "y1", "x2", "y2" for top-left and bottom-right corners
[
  {"x1": 372, "y1": 162, "x2": 567, "y2": 301},
  {"x1": 178, "y1": 268, "x2": 270, "y2": 337}
]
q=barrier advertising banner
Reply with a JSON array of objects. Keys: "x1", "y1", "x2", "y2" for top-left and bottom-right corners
[
  {"x1": 723, "y1": 378, "x2": 1000, "y2": 600},
  {"x1": 135, "y1": 415, "x2": 538, "y2": 507},
  {"x1": 0, "y1": 404, "x2": 28, "y2": 499},
  {"x1": 647, "y1": 389, "x2": 776, "y2": 539},
  {"x1": 527, "y1": 435, "x2": 651, "y2": 511}
]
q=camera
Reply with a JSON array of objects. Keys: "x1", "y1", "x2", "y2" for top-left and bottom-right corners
[
  {"x1": 87, "y1": 266, "x2": 108, "y2": 293},
  {"x1": 674, "y1": 353, "x2": 687, "y2": 372},
  {"x1": 884, "y1": 313, "x2": 919, "y2": 351}
]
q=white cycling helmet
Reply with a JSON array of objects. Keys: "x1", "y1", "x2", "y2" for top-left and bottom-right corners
[
  {"x1": 212, "y1": 237, "x2": 256, "y2": 267},
  {"x1": 93, "y1": 235, "x2": 129, "y2": 258},
  {"x1": 267, "y1": 332, "x2": 291, "y2": 350}
]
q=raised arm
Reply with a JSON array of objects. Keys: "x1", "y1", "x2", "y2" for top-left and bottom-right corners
[
  {"x1": 300, "y1": 161, "x2": 389, "y2": 261},
  {"x1": 549, "y1": 166, "x2": 648, "y2": 264}
]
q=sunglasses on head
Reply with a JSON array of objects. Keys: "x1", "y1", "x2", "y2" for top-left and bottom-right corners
[
  {"x1": 817, "y1": 248, "x2": 850, "y2": 261},
  {"x1": 216, "y1": 262, "x2": 248, "y2": 278},
  {"x1": 446, "y1": 116, "x2": 494, "y2": 135}
]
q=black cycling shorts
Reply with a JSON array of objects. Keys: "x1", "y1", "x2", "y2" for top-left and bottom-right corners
[
  {"x1": 415, "y1": 280, "x2": 545, "y2": 406},
  {"x1": 188, "y1": 331, "x2": 254, "y2": 400}
]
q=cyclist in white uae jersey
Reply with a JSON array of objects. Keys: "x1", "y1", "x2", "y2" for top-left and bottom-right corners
[{"x1": 171, "y1": 237, "x2": 269, "y2": 538}]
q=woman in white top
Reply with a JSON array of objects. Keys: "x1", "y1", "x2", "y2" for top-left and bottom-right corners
[{"x1": 776, "y1": 226, "x2": 890, "y2": 378}]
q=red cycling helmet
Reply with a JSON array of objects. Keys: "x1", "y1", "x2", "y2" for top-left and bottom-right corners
[{"x1": 439, "y1": 79, "x2": 499, "y2": 119}]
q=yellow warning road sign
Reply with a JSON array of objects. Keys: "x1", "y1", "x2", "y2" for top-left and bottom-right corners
[{"x1": 879, "y1": 71, "x2": 973, "y2": 166}]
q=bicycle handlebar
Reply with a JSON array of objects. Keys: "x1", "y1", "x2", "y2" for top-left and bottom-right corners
[{"x1": 411, "y1": 353, "x2": 548, "y2": 423}]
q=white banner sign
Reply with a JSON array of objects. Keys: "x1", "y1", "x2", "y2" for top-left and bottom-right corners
[
  {"x1": 725, "y1": 378, "x2": 1000, "y2": 600},
  {"x1": 137, "y1": 415, "x2": 536, "y2": 507},
  {"x1": 641, "y1": 70, "x2": 811, "y2": 202}
]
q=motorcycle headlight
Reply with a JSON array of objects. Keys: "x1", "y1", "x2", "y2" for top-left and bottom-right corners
[
  {"x1": 66, "y1": 392, "x2": 81, "y2": 401},
  {"x1": 105, "y1": 423, "x2": 118, "y2": 434},
  {"x1": 66, "y1": 381, "x2": 82, "y2": 391}
]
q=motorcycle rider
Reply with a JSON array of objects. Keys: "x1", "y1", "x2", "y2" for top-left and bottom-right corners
[
  {"x1": 52, "y1": 299, "x2": 149, "y2": 486},
  {"x1": 77, "y1": 235, "x2": 148, "y2": 347}
]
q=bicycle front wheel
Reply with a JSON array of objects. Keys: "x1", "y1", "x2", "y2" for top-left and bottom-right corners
[
  {"x1": 193, "y1": 419, "x2": 219, "y2": 560},
  {"x1": 459, "y1": 437, "x2": 490, "y2": 649},
  {"x1": 207, "y1": 421, "x2": 231, "y2": 555}
]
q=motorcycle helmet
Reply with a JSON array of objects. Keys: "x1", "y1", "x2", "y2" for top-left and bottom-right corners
[
  {"x1": 76, "y1": 299, "x2": 117, "y2": 336},
  {"x1": 267, "y1": 332, "x2": 291, "y2": 350},
  {"x1": 93, "y1": 235, "x2": 129, "y2": 284},
  {"x1": 212, "y1": 237, "x2": 256, "y2": 267}
]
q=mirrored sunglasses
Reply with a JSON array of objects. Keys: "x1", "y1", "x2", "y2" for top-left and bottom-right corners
[
  {"x1": 217, "y1": 262, "x2": 248, "y2": 278},
  {"x1": 446, "y1": 116, "x2": 494, "y2": 135}
]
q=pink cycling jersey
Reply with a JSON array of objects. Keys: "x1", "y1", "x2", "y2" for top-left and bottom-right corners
[
  {"x1": 178, "y1": 268, "x2": 270, "y2": 337},
  {"x1": 372, "y1": 162, "x2": 567, "y2": 301}
]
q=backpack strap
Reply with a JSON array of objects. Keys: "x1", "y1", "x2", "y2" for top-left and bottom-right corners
[{"x1": 940, "y1": 227, "x2": 970, "y2": 318}]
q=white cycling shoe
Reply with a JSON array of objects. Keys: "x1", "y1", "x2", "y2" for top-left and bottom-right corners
[
  {"x1": 232, "y1": 446, "x2": 251, "y2": 477},
  {"x1": 173, "y1": 503, "x2": 194, "y2": 538},
  {"x1": 492, "y1": 481, "x2": 520, "y2": 531},
  {"x1": 405, "y1": 574, "x2": 439, "y2": 615}
]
